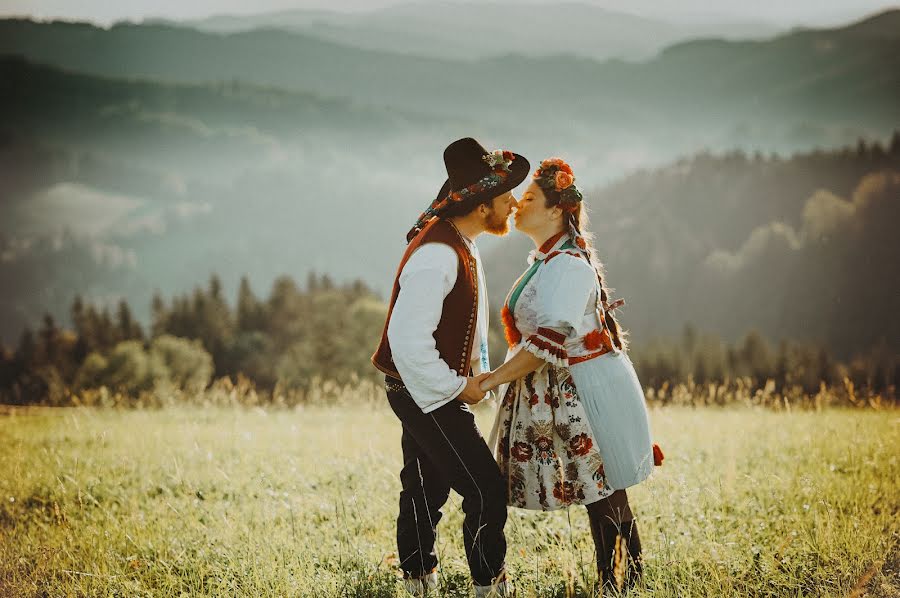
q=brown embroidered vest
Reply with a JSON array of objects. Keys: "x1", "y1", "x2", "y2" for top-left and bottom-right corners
[{"x1": 372, "y1": 218, "x2": 479, "y2": 381}]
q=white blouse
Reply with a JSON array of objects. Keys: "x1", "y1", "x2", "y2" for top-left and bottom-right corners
[{"x1": 511, "y1": 236, "x2": 617, "y2": 367}]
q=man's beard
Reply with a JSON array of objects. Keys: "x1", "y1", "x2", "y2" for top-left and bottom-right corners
[{"x1": 484, "y1": 209, "x2": 510, "y2": 236}]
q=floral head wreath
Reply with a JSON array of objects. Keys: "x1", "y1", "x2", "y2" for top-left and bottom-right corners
[
  {"x1": 533, "y1": 157, "x2": 583, "y2": 210},
  {"x1": 407, "y1": 150, "x2": 516, "y2": 242},
  {"x1": 534, "y1": 157, "x2": 589, "y2": 251}
]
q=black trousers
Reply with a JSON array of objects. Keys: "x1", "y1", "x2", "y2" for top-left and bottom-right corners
[{"x1": 385, "y1": 376, "x2": 508, "y2": 586}]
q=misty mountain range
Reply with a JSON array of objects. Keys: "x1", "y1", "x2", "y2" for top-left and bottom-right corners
[
  {"x1": 149, "y1": 2, "x2": 780, "y2": 62},
  {"x1": 0, "y1": 9, "x2": 898, "y2": 354}
]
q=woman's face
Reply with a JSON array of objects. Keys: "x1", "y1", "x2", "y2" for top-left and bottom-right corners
[{"x1": 514, "y1": 181, "x2": 560, "y2": 234}]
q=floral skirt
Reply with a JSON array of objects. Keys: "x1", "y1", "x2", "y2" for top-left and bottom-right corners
[{"x1": 493, "y1": 363, "x2": 613, "y2": 511}]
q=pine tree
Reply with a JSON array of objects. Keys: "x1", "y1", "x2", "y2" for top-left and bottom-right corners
[
  {"x1": 151, "y1": 291, "x2": 167, "y2": 338},
  {"x1": 889, "y1": 130, "x2": 900, "y2": 154},
  {"x1": 117, "y1": 299, "x2": 144, "y2": 342},
  {"x1": 237, "y1": 275, "x2": 263, "y2": 332},
  {"x1": 39, "y1": 313, "x2": 59, "y2": 366},
  {"x1": 98, "y1": 307, "x2": 116, "y2": 350},
  {"x1": 71, "y1": 295, "x2": 90, "y2": 364},
  {"x1": 739, "y1": 331, "x2": 772, "y2": 381},
  {"x1": 14, "y1": 327, "x2": 36, "y2": 373},
  {"x1": 195, "y1": 275, "x2": 234, "y2": 374}
]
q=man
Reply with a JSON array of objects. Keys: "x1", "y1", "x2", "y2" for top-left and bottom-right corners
[{"x1": 372, "y1": 138, "x2": 529, "y2": 597}]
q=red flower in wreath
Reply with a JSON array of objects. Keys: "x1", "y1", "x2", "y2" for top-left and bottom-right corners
[
  {"x1": 555, "y1": 171, "x2": 574, "y2": 191},
  {"x1": 569, "y1": 433, "x2": 593, "y2": 456},
  {"x1": 538, "y1": 157, "x2": 572, "y2": 173},
  {"x1": 653, "y1": 443, "x2": 665, "y2": 466},
  {"x1": 511, "y1": 442, "x2": 533, "y2": 462}
]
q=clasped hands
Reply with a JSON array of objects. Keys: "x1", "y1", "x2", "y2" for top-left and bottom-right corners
[{"x1": 457, "y1": 372, "x2": 499, "y2": 405}]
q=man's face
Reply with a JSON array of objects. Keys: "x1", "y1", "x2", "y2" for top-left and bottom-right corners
[{"x1": 483, "y1": 191, "x2": 518, "y2": 236}]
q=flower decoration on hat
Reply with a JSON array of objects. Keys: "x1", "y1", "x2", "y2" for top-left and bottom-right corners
[
  {"x1": 533, "y1": 157, "x2": 583, "y2": 208},
  {"x1": 483, "y1": 149, "x2": 516, "y2": 171},
  {"x1": 445, "y1": 151, "x2": 515, "y2": 204},
  {"x1": 406, "y1": 149, "x2": 517, "y2": 242}
]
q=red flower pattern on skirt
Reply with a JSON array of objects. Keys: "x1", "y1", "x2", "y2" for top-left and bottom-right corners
[
  {"x1": 552, "y1": 480, "x2": 586, "y2": 503},
  {"x1": 568, "y1": 433, "x2": 593, "y2": 457},
  {"x1": 511, "y1": 442, "x2": 533, "y2": 462},
  {"x1": 496, "y1": 368, "x2": 615, "y2": 510},
  {"x1": 534, "y1": 435, "x2": 555, "y2": 464}
]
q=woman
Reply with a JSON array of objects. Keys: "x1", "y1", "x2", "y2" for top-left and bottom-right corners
[{"x1": 479, "y1": 157, "x2": 662, "y2": 593}]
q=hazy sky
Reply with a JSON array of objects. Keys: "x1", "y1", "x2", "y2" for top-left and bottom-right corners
[{"x1": 1, "y1": 0, "x2": 897, "y2": 27}]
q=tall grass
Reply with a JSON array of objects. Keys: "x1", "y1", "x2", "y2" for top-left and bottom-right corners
[
  {"x1": 1, "y1": 398, "x2": 898, "y2": 596},
  {"x1": 59, "y1": 375, "x2": 895, "y2": 410}
]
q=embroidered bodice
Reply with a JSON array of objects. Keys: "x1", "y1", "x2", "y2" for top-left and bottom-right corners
[{"x1": 503, "y1": 233, "x2": 619, "y2": 367}]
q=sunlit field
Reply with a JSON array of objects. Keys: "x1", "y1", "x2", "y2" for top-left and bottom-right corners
[{"x1": 1, "y1": 400, "x2": 898, "y2": 597}]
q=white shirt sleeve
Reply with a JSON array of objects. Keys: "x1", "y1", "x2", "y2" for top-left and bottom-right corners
[
  {"x1": 387, "y1": 242, "x2": 467, "y2": 413},
  {"x1": 536, "y1": 255, "x2": 597, "y2": 334}
]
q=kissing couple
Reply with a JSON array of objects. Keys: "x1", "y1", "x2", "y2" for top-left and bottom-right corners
[{"x1": 372, "y1": 138, "x2": 662, "y2": 597}]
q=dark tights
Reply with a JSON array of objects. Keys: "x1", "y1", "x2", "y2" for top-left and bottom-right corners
[
  {"x1": 586, "y1": 490, "x2": 643, "y2": 592},
  {"x1": 585, "y1": 489, "x2": 633, "y2": 525}
]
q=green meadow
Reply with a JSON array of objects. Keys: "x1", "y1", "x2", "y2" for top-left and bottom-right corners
[{"x1": 1, "y1": 402, "x2": 898, "y2": 597}]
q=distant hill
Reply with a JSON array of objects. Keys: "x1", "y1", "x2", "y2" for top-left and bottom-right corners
[
  {"x1": 0, "y1": 54, "x2": 440, "y2": 188},
  {"x1": 0, "y1": 56, "x2": 471, "y2": 343},
  {"x1": 0, "y1": 10, "x2": 897, "y2": 134},
  {"x1": 1, "y1": 10, "x2": 899, "y2": 352},
  {"x1": 485, "y1": 138, "x2": 900, "y2": 358},
  {"x1": 156, "y1": 2, "x2": 779, "y2": 62}
]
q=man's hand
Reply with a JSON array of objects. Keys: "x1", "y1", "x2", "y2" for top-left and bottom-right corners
[{"x1": 458, "y1": 373, "x2": 491, "y2": 404}]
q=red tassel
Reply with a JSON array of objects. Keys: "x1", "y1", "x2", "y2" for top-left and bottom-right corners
[
  {"x1": 583, "y1": 330, "x2": 604, "y2": 350},
  {"x1": 653, "y1": 443, "x2": 664, "y2": 466},
  {"x1": 501, "y1": 305, "x2": 521, "y2": 348}
]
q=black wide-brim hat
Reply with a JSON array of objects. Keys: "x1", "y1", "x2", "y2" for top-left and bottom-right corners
[{"x1": 434, "y1": 137, "x2": 531, "y2": 207}]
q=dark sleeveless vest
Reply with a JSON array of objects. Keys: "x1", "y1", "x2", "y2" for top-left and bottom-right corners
[{"x1": 372, "y1": 218, "x2": 479, "y2": 381}]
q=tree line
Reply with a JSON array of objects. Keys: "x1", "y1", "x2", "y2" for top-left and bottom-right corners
[
  {"x1": 0, "y1": 273, "x2": 895, "y2": 405},
  {"x1": 0, "y1": 273, "x2": 387, "y2": 404}
]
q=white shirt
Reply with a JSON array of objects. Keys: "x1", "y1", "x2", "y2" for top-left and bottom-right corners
[{"x1": 387, "y1": 239, "x2": 489, "y2": 413}]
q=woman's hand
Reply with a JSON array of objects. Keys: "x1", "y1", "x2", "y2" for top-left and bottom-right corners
[
  {"x1": 481, "y1": 350, "x2": 546, "y2": 391},
  {"x1": 478, "y1": 373, "x2": 496, "y2": 394}
]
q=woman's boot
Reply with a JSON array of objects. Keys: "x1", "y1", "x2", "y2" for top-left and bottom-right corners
[{"x1": 587, "y1": 504, "x2": 643, "y2": 593}]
